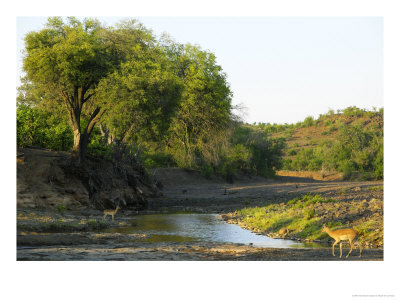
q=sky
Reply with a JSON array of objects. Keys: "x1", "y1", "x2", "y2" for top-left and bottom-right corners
[{"x1": 16, "y1": 16, "x2": 383, "y2": 124}]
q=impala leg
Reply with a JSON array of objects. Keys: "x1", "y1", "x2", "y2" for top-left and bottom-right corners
[
  {"x1": 332, "y1": 240, "x2": 338, "y2": 256},
  {"x1": 340, "y1": 242, "x2": 343, "y2": 258},
  {"x1": 346, "y1": 240, "x2": 354, "y2": 258},
  {"x1": 358, "y1": 242, "x2": 363, "y2": 257},
  {"x1": 112, "y1": 214, "x2": 114, "y2": 222}
]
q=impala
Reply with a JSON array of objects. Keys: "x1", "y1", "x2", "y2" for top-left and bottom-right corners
[
  {"x1": 321, "y1": 224, "x2": 362, "y2": 258},
  {"x1": 103, "y1": 205, "x2": 120, "y2": 222}
]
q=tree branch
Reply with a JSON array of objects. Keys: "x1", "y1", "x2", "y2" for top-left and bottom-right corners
[
  {"x1": 82, "y1": 92, "x2": 96, "y2": 104},
  {"x1": 85, "y1": 107, "x2": 104, "y2": 136}
]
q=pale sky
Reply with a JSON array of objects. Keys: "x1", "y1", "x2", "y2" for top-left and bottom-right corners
[{"x1": 16, "y1": 16, "x2": 383, "y2": 124}]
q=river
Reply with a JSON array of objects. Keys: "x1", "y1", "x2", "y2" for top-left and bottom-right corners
[{"x1": 106, "y1": 213, "x2": 315, "y2": 248}]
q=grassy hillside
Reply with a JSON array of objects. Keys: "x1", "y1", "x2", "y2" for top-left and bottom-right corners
[{"x1": 251, "y1": 106, "x2": 383, "y2": 180}]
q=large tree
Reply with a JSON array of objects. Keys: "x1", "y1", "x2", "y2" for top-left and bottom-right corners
[
  {"x1": 166, "y1": 44, "x2": 233, "y2": 167},
  {"x1": 23, "y1": 17, "x2": 118, "y2": 162}
]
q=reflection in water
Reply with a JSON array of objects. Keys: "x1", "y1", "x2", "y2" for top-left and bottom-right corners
[{"x1": 107, "y1": 214, "x2": 322, "y2": 248}]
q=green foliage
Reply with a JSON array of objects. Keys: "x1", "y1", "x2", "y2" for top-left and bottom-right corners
[
  {"x1": 368, "y1": 185, "x2": 383, "y2": 191},
  {"x1": 342, "y1": 106, "x2": 366, "y2": 117},
  {"x1": 142, "y1": 151, "x2": 176, "y2": 169},
  {"x1": 303, "y1": 208, "x2": 316, "y2": 220},
  {"x1": 200, "y1": 164, "x2": 215, "y2": 179},
  {"x1": 87, "y1": 134, "x2": 113, "y2": 160},
  {"x1": 165, "y1": 44, "x2": 233, "y2": 170},
  {"x1": 57, "y1": 205, "x2": 66, "y2": 214},
  {"x1": 17, "y1": 104, "x2": 73, "y2": 150},
  {"x1": 282, "y1": 111, "x2": 383, "y2": 180},
  {"x1": 354, "y1": 220, "x2": 376, "y2": 237},
  {"x1": 302, "y1": 116, "x2": 315, "y2": 127},
  {"x1": 97, "y1": 37, "x2": 183, "y2": 145},
  {"x1": 253, "y1": 122, "x2": 294, "y2": 134},
  {"x1": 222, "y1": 125, "x2": 285, "y2": 178},
  {"x1": 287, "y1": 193, "x2": 335, "y2": 208}
]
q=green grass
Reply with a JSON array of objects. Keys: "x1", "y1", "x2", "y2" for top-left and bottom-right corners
[
  {"x1": 339, "y1": 187, "x2": 350, "y2": 195},
  {"x1": 287, "y1": 193, "x2": 336, "y2": 209},
  {"x1": 368, "y1": 185, "x2": 383, "y2": 191}
]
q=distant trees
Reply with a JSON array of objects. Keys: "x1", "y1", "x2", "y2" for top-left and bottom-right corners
[{"x1": 282, "y1": 111, "x2": 383, "y2": 180}]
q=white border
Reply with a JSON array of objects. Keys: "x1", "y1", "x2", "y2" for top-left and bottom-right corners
[{"x1": 2, "y1": 1, "x2": 399, "y2": 299}]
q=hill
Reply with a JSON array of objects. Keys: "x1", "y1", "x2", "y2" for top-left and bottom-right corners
[{"x1": 252, "y1": 106, "x2": 383, "y2": 180}]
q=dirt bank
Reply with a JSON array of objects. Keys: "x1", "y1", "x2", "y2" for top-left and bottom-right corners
[{"x1": 17, "y1": 147, "x2": 160, "y2": 210}]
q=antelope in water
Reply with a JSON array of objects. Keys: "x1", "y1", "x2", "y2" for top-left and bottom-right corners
[
  {"x1": 103, "y1": 205, "x2": 120, "y2": 222},
  {"x1": 321, "y1": 224, "x2": 362, "y2": 258}
]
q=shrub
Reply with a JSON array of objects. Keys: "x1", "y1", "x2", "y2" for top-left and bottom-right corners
[
  {"x1": 303, "y1": 116, "x2": 315, "y2": 127},
  {"x1": 303, "y1": 208, "x2": 316, "y2": 220},
  {"x1": 57, "y1": 205, "x2": 66, "y2": 215},
  {"x1": 143, "y1": 152, "x2": 176, "y2": 168},
  {"x1": 338, "y1": 160, "x2": 354, "y2": 179},
  {"x1": 200, "y1": 164, "x2": 215, "y2": 179},
  {"x1": 17, "y1": 104, "x2": 73, "y2": 150},
  {"x1": 368, "y1": 186, "x2": 383, "y2": 191}
]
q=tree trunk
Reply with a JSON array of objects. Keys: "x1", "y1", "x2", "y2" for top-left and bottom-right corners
[
  {"x1": 79, "y1": 132, "x2": 89, "y2": 162},
  {"x1": 71, "y1": 127, "x2": 91, "y2": 164},
  {"x1": 63, "y1": 86, "x2": 100, "y2": 165},
  {"x1": 70, "y1": 108, "x2": 83, "y2": 163}
]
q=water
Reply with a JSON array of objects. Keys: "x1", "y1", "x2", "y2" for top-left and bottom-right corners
[{"x1": 106, "y1": 213, "x2": 316, "y2": 248}]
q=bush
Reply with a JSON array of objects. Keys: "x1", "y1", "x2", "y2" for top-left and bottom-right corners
[
  {"x1": 303, "y1": 116, "x2": 315, "y2": 127},
  {"x1": 143, "y1": 151, "x2": 176, "y2": 168},
  {"x1": 87, "y1": 135, "x2": 113, "y2": 160},
  {"x1": 342, "y1": 106, "x2": 365, "y2": 117},
  {"x1": 57, "y1": 205, "x2": 66, "y2": 214},
  {"x1": 17, "y1": 104, "x2": 74, "y2": 150},
  {"x1": 303, "y1": 209, "x2": 316, "y2": 220},
  {"x1": 200, "y1": 164, "x2": 215, "y2": 179},
  {"x1": 338, "y1": 160, "x2": 354, "y2": 179}
]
